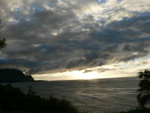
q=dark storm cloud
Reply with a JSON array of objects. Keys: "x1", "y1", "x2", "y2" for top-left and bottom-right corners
[{"x1": 0, "y1": 0, "x2": 150, "y2": 74}]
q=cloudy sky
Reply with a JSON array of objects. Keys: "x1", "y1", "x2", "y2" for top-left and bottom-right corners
[{"x1": 0, "y1": 0, "x2": 150, "y2": 80}]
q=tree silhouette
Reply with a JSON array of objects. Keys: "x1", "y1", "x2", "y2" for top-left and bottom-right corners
[
  {"x1": 137, "y1": 70, "x2": 150, "y2": 108},
  {"x1": 0, "y1": 20, "x2": 6, "y2": 49}
]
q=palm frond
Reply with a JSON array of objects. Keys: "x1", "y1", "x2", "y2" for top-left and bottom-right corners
[
  {"x1": 138, "y1": 72, "x2": 144, "y2": 78},
  {"x1": 137, "y1": 93, "x2": 142, "y2": 101},
  {"x1": 138, "y1": 70, "x2": 150, "y2": 79},
  {"x1": 137, "y1": 70, "x2": 150, "y2": 108},
  {"x1": 138, "y1": 80, "x2": 150, "y2": 90}
]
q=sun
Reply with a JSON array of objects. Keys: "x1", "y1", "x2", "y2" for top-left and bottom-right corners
[
  {"x1": 33, "y1": 70, "x2": 103, "y2": 81},
  {"x1": 79, "y1": 74, "x2": 98, "y2": 80},
  {"x1": 71, "y1": 70, "x2": 101, "y2": 80}
]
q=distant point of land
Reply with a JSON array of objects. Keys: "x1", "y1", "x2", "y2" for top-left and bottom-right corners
[{"x1": 0, "y1": 68, "x2": 34, "y2": 83}]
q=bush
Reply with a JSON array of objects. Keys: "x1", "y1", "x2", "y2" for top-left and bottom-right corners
[{"x1": 0, "y1": 83, "x2": 88, "y2": 113}]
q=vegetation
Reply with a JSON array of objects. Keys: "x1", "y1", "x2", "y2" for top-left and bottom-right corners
[
  {"x1": 0, "y1": 83, "x2": 90, "y2": 113},
  {"x1": 115, "y1": 69, "x2": 150, "y2": 113},
  {"x1": 137, "y1": 70, "x2": 150, "y2": 108},
  {"x1": 0, "y1": 38, "x2": 6, "y2": 49},
  {"x1": 0, "y1": 20, "x2": 6, "y2": 49}
]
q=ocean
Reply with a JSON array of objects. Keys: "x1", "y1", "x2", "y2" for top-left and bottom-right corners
[{"x1": 10, "y1": 77, "x2": 138, "y2": 113}]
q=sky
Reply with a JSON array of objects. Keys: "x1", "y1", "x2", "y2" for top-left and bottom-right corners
[{"x1": 0, "y1": 0, "x2": 150, "y2": 80}]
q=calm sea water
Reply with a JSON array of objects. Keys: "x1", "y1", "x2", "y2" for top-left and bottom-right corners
[{"x1": 10, "y1": 77, "x2": 138, "y2": 113}]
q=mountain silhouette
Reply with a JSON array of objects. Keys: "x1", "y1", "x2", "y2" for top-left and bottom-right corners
[{"x1": 0, "y1": 69, "x2": 34, "y2": 83}]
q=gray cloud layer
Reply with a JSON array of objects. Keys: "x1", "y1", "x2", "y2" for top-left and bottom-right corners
[{"x1": 0, "y1": 0, "x2": 150, "y2": 74}]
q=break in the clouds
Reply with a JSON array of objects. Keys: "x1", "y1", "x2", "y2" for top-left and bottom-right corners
[{"x1": 0, "y1": 0, "x2": 150, "y2": 75}]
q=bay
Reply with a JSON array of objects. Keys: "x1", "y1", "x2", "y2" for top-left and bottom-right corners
[{"x1": 11, "y1": 77, "x2": 138, "y2": 113}]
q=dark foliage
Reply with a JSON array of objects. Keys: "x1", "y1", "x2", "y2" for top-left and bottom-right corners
[
  {"x1": 137, "y1": 70, "x2": 150, "y2": 108},
  {"x1": 0, "y1": 83, "x2": 85, "y2": 113},
  {"x1": 0, "y1": 20, "x2": 6, "y2": 50},
  {"x1": 0, "y1": 38, "x2": 6, "y2": 49},
  {"x1": 0, "y1": 69, "x2": 34, "y2": 83}
]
